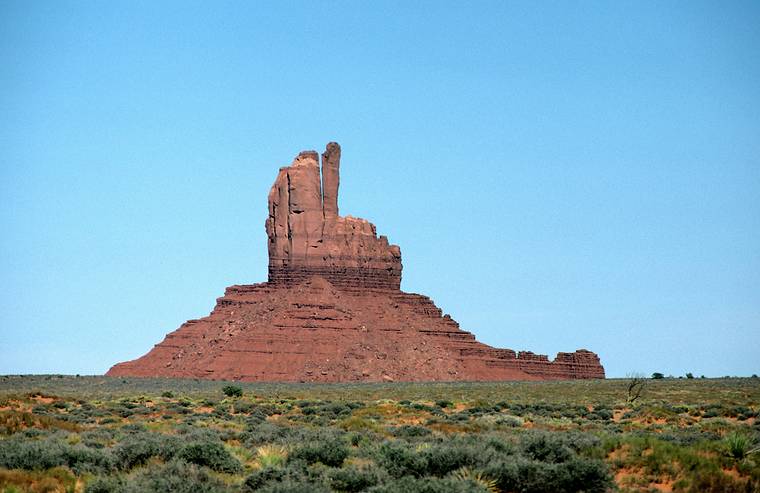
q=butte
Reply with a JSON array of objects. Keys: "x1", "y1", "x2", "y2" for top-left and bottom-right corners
[{"x1": 107, "y1": 143, "x2": 605, "y2": 382}]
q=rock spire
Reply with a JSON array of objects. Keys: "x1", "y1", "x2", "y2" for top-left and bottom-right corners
[
  {"x1": 107, "y1": 143, "x2": 605, "y2": 382},
  {"x1": 265, "y1": 142, "x2": 402, "y2": 289}
]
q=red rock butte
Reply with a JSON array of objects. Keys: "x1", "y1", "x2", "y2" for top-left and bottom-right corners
[{"x1": 107, "y1": 143, "x2": 605, "y2": 382}]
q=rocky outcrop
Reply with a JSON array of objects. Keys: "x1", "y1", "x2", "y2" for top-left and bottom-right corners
[
  {"x1": 265, "y1": 143, "x2": 401, "y2": 290},
  {"x1": 108, "y1": 143, "x2": 605, "y2": 382},
  {"x1": 321, "y1": 142, "x2": 340, "y2": 218}
]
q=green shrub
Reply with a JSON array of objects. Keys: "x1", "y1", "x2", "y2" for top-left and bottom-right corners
[
  {"x1": 84, "y1": 476, "x2": 124, "y2": 493},
  {"x1": 113, "y1": 432, "x2": 181, "y2": 470},
  {"x1": 377, "y1": 442, "x2": 478, "y2": 479},
  {"x1": 222, "y1": 385, "x2": 243, "y2": 398},
  {"x1": 520, "y1": 433, "x2": 573, "y2": 463},
  {"x1": 367, "y1": 476, "x2": 488, "y2": 493},
  {"x1": 329, "y1": 465, "x2": 384, "y2": 492},
  {"x1": 423, "y1": 444, "x2": 478, "y2": 477},
  {"x1": 0, "y1": 435, "x2": 113, "y2": 473},
  {"x1": 483, "y1": 457, "x2": 611, "y2": 493},
  {"x1": 731, "y1": 406, "x2": 755, "y2": 420},
  {"x1": 494, "y1": 415, "x2": 523, "y2": 427},
  {"x1": 243, "y1": 422, "x2": 297, "y2": 445},
  {"x1": 167, "y1": 403, "x2": 192, "y2": 414},
  {"x1": 178, "y1": 441, "x2": 242, "y2": 473},
  {"x1": 483, "y1": 436, "x2": 514, "y2": 455},
  {"x1": 289, "y1": 438, "x2": 348, "y2": 467},
  {"x1": 234, "y1": 401, "x2": 255, "y2": 414},
  {"x1": 299, "y1": 402, "x2": 353, "y2": 421},
  {"x1": 258, "y1": 479, "x2": 330, "y2": 493},
  {"x1": 390, "y1": 425, "x2": 432, "y2": 438},
  {"x1": 242, "y1": 467, "x2": 286, "y2": 491},
  {"x1": 559, "y1": 458, "x2": 614, "y2": 493},
  {"x1": 410, "y1": 403, "x2": 436, "y2": 412},
  {"x1": 81, "y1": 428, "x2": 116, "y2": 449},
  {"x1": 377, "y1": 442, "x2": 428, "y2": 478},
  {"x1": 121, "y1": 459, "x2": 230, "y2": 493}
]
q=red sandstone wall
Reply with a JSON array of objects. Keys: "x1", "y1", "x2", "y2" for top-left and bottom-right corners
[
  {"x1": 107, "y1": 278, "x2": 604, "y2": 382},
  {"x1": 265, "y1": 144, "x2": 402, "y2": 290},
  {"x1": 107, "y1": 143, "x2": 605, "y2": 382}
]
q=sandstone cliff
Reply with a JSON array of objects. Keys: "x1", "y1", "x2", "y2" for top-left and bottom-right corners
[
  {"x1": 265, "y1": 144, "x2": 401, "y2": 290},
  {"x1": 107, "y1": 143, "x2": 605, "y2": 382}
]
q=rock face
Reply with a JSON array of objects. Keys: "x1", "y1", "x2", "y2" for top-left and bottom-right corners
[
  {"x1": 265, "y1": 146, "x2": 401, "y2": 290},
  {"x1": 108, "y1": 143, "x2": 605, "y2": 382}
]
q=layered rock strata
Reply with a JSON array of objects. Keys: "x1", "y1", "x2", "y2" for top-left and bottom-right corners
[
  {"x1": 108, "y1": 143, "x2": 604, "y2": 382},
  {"x1": 266, "y1": 145, "x2": 401, "y2": 290}
]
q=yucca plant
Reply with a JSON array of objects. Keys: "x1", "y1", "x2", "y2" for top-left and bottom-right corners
[
  {"x1": 723, "y1": 432, "x2": 760, "y2": 461},
  {"x1": 255, "y1": 444, "x2": 288, "y2": 468},
  {"x1": 414, "y1": 443, "x2": 431, "y2": 453},
  {"x1": 451, "y1": 466, "x2": 499, "y2": 493}
]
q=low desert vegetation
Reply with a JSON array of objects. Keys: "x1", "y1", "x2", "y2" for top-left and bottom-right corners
[
  {"x1": 0, "y1": 375, "x2": 758, "y2": 492},
  {"x1": 223, "y1": 386, "x2": 244, "y2": 399}
]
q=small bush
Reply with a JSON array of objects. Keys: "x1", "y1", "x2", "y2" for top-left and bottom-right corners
[
  {"x1": 234, "y1": 401, "x2": 255, "y2": 414},
  {"x1": 390, "y1": 425, "x2": 432, "y2": 438},
  {"x1": 258, "y1": 479, "x2": 330, "y2": 493},
  {"x1": 113, "y1": 432, "x2": 181, "y2": 470},
  {"x1": 423, "y1": 444, "x2": 478, "y2": 477},
  {"x1": 328, "y1": 465, "x2": 384, "y2": 492},
  {"x1": 520, "y1": 433, "x2": 573, "y2": 463},
  {"x1": 121, "y1": 459, "x2": 230, "y2": 493},
  {"x1": 495, "y1": 415, "x2": 523, "y2": 427},
  {"x1": 243, "y1": 467, "x2": 286, "y2": 491},
  {"x1": 166, "y1": 403, "x2": 192, "y2": 414},
  {"x1": 367, "y1": 476, "x2": 487, "y2": 493},
  {"x1": 243, "y1": 422, "x2": 298, "y2": 446},
  {"x1": 222, "y1": 385, "x2": 243, "y2": 398},
  {"x1": 178, "y1": 441, "x2": 242, "y2": 473},
  {"x1": 0, "y1": 435, "x2": 113, "y2": 474},
  {"x1": 483, "y1": 457, "x2": 612, "y2": 493},
  {"x1": 377, "y1": 442, "x2": 428, "y2": 478},
  {"x1": 300, "y1": 402, "x2": 353, "y2": 420},
  {"x1": 84, "y1": 476, "x2": 124, "y2": 493},
  {"x1": 289, "y1": 438, "x2": 348, "y2": 467}
]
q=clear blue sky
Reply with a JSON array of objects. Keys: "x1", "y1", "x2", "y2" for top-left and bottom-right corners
[{"x1": 1, "y1": 1, "x2": 758, "y2": 378}]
